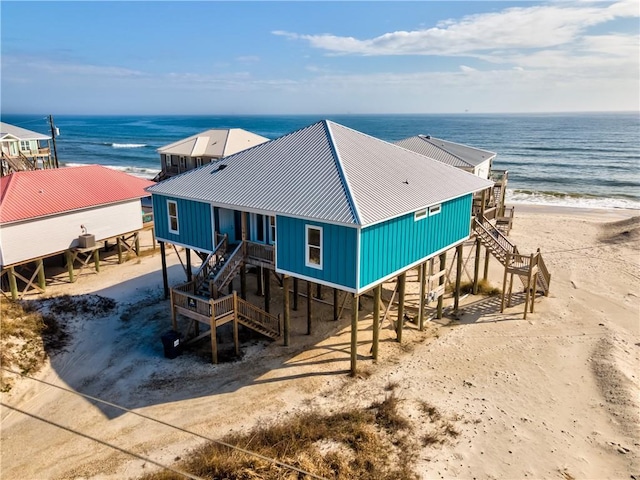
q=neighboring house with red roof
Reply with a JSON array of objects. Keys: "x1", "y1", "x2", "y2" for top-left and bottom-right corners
[{"x1": 0, "y1": 165, "x2": 154, "y2": 272}]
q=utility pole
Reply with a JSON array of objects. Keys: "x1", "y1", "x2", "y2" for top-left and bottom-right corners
[{"x1": 49, "y1": 115, "x2": 59, "y2": 168}]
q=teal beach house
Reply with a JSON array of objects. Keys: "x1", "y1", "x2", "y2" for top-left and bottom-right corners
[{"x1": 147, "y1": 120, "x2": 493, "y2": 368}]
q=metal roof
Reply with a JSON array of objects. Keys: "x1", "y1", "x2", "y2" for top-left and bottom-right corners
[
  {"x1": 148, "y1": 121, "x2": 493, "y2": 226},
  {"x1": 1, "y1": 165, "x2": 154, "y2": 224},
  {"x1": 393, "y1": 135, "x2": 496, "y2": 169},
  {"x1": 0, "y1": 122, "x2": 51, "y2": 141},
  {"x1": 157, "y1": 128, "x2": 269, "y2": 158}
]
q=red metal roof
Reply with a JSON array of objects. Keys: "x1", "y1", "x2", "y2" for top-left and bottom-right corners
[{"x1": 1, "y1": 165, "x2": 155, "y2": 224}]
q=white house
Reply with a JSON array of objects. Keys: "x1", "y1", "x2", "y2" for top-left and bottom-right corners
[{"x1": 0, "y1": 122, "x2": 54, "y2": 175}]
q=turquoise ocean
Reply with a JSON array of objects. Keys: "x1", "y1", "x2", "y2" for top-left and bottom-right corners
[{"x1": 3, "y1": 113, "x2": 639, "y2": 210}]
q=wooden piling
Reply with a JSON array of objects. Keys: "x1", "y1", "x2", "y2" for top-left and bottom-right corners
[
  {"x1": 306, "y1": 281, "x2": 312, "y2": 335},
  {"x1": 240, "y1": 265, "x2": 246, "y2": 300},
  {"x1": 483, "y1": 246, "x2": 490, "y2": 281},
  {"x1": 350, "y1": 294, "x2": 359, "y2": 375},
  {"x1": 186, "y1": 248, "x2": 192, "y2": 281},
  {"x1": 454, "y1": 244, "x2": 463, "y2": 311},
  {"x1": 473, "y1": 236, "x2": 482, "y2": 294},
  {"x1": 93, "y1": 249, "x2": 100, "y2": 273},
  {"x1": 316, "y1": 283, "x2": 322, "y2": 299},
  {"x1": 65, "y1": 250, "x2": 75, "y2": 283},
  {"x1": 8, "y1": 267, "x2": 18, "y2": 300},
  {"x1": 293, "y1": 278, "x2": 299, "y2": 310},
  {"x1": 263, "y1": 267, "x2": 270, "y2": 313},
  {"x1": 333, "y1": 288, "x2": 339, "y2": 321},
  {"x1": 160, "y1": 242, "x2": 169, "y2": 299},
  {"x1": 283, "y1": 275, "x2": 290, "y2": 346},
  {"x1": 437, "y1": 252, "x2": 446, "y2": 319},
  {"x1": 37, "y1": 259, "x2": 46, "y2": 290},
  {"x1": 233, "y1": 293, "x2": 240, "y2": 356},
  {"x1": 397, "y1": 272, "x2": 406, "y2": 343},
  {"x1": 418, "y1": 262, "x2": 426, "y2": 330},
  {"x1": 372, "y1": 285, "x2": 380, "y2": 361}
]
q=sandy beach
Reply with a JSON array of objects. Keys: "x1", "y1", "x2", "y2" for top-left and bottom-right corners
[{"x1": 1, "y1": 205, "x2": 638, "y2": 479}]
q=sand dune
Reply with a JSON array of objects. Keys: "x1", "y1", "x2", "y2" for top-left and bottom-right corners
[{"x1": 1, "y1": 206, "x2": 638, "y2": 479}]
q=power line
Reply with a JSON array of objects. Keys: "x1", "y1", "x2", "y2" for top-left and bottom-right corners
[
  {"x1": 0, "y1": 401, "x2": 204, "y2": 480},
  {"x1": 1, "y1": 367, "x2": 327, "y2": 480},
  {"x1": 2, "y1": 116, "x2": 49, "y2": 127}
]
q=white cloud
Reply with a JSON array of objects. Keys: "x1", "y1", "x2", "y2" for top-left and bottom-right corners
[{"x1": 273, "y1": 0, "x2": 638, "y2": 57}]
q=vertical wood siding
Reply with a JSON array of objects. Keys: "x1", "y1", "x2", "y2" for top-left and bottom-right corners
[
  {"x1": 276, "y1": 216, "x2": 358, "y2": 290},
  {"x1": 152, "y1": 194, "x2": 213, "y2": 251},
  {"x1": 359, "y1": 194, "x2": 472, "y2": 289}
]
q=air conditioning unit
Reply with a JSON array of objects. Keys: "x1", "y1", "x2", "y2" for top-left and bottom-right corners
[{"x1": 78, "y1": 233, "x2": 95, "y2": 248}]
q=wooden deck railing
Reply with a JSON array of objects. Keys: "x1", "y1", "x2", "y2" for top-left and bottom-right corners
[
  {"x1": 474, "y1": 217, "x2": 517, "y2": 256},
  {"x1": 172, "y1": 288, "x2": 211, "y2": 319},
  {"x1": 211, "y1": 294, "x2": 234, "y2": 318},
  {"x1": 245, "y1": 241, "x2": 275, "y2": 266}
]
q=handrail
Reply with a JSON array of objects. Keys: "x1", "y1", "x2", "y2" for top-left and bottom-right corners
[
  {"x1": 237, "y1": 297, "x2": 281, "y2": 336},
  {"x1": 536, "y1": 249, "x2": 551, "y2": 293},
  {"x1": 211, "y1": 242, "x2": 244, "y2": 291},
  {"x1": 474, "y1": 217, "x2": 517, "y2": 255},
  {"x1": 211, "y1": 294, "x2": 234, "y2": 318},
  {"x1": 172, "y1": 288, "x2": 211, "y2": 318}
]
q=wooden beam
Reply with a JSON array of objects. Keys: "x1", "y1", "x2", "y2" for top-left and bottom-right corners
[
  {"x1": 350, "y1": 294, "x2": 359, "y2": 375},
  {"x1": 397, "y1": 273, "x2": 406, "y2": 343},
  {"x1": 372, "y1": 285, "x2": 380, "y2": 361},
  {"x1": 160, "y1": 242, "x2": 169, "y2": 299},
  {"x1": 333, "y1": 288, "x2": 339, "y2": 321},
  {"x1": 93, "y1": 249, "x2": 100, "y2": 273},
  {"x1": 117, "y1": 237, "x2": 123, "y2": 264},
  {"x1": 483, "y1": 245, "x2": 490, "y2": 281},
  {"x1": 293, "y1": 278, "x2": 299, "y2": 310},
  {"x1": 282, "y1": 275, "x2": 290, "y2": 346},
  {"x1": 233, "y1": 293, "x2": 239, "y2": 356}
]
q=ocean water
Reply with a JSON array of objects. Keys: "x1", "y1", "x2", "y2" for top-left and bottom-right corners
[{"x1": 3, "y1": 113, "x2": 639, "y2": 210}]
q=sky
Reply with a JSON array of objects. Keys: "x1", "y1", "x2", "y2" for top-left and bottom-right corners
[{"x1": 1, "y1": 1, "x2": 638, "y2": 115}]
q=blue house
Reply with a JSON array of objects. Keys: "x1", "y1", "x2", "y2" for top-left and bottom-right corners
[{"x1": 148, "y1": 120, "x2": 493, "y2": 368}]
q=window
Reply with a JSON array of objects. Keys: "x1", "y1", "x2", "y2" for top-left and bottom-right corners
[
  {"x1": 196, "y1": 157, "x2": 202, "y2": 167},
  {"x1": 19, "y1": 140, "x2": 31, "y2": 152},
  {"x1": 429, "y1": 204, "x2": 441, "y2": 216},
  {"x1": 164, "y1": 155, "x2": 171, "y2": 167},
  {"x1": 269, "y1": 216, "x2": 276, "y2": 244},
  {"x1": 414, "y1": 209, "x2": 427, "y2": 221},
  {"x1": 179, "y1": 156, "x2": 186, "y2": 169},
  {"x1": 305, "y1": 225, "x2": 322, "y2": 269},
  {"x1": 167, "y1": 200, "x2": 179, "y2": 234}
]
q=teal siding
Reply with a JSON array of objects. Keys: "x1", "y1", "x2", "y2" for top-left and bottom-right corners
[
  {"x1": 276, "y1": 216, "x2": 358, "y2": 290},
  {"x1": 359, "y1": 194, "x2": 472, "y2": 289},
  {"x1": 152, "y1": 194, "x2": 214, "y2": 251}
]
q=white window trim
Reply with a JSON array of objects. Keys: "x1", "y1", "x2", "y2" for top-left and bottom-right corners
[
  {"x1": 305, "y1": 225, "x2": 323, "y2": 269},
  {"x1": 269, "y1": 216, "x2": 276, "y2": 245},
  {"x1": 167, "y1": 200, "x2": 179, "y2": 234},
  {"x1": 429, "y1": 204, "x2": 442, "y2": 216},
  {"x1": 414, "y1": 209, "x2": 427, "y2": 221}
]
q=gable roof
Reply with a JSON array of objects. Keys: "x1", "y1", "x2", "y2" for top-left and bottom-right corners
[
  {"x1": 157, "y1": 128, "x2": 269, "y2": 158},
  {"x1": 148, "y1": 121, "x2": 493, "y2": 227},
  {"x1": 393, "y1": 135, "x2": 496, "y2": 169},
  {"x1": 0, "y1": 122, "x2": 51, "y2": 142},
  {"x1": 1, "y1": 165, "x2": 154, "y2": 224}
]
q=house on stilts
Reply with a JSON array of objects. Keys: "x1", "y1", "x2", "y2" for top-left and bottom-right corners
[
  {"x1": 148, "y1": 120, "x2": 550, "y2": 373},
  {"x1": 1, "y1": 122, "x2": 57, "y2": 176}
]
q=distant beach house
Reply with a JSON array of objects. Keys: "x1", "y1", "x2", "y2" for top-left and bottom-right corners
[
  {"x1": 155, "y1": 128, "x2": 269, "y2": 180},
  {"x1": 0, "y1": 122, "x2": 55, "y2": 176},
  {"x1": 394, "y1": 134, "x2": 496, "y2": 180},
  {"x1": 0, "y1": 165, "x2": 154, "y2": 298}
]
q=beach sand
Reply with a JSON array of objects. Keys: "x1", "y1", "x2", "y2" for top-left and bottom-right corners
[{"x1": 1, "y1": 206, "x2": 638, "y2": 479}]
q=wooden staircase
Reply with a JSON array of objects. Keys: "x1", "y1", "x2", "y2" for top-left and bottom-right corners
[
  {"x1": 172, "y1": 236, "x2": 280, "y2": 345},
  {"x1": 473, "y1": 215, "x2": 551, "y2": 296}
]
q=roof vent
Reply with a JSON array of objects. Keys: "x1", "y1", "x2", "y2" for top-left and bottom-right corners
[
  {"x1": 211, "y1": 164, "x2": 227, "y2": 174},
  {"x1": 425, "y1": 135, "x2": 431, "y2": 139}
]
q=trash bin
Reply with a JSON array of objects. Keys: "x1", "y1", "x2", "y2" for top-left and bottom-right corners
[{"x1": 161, "y1": 330, "x2": 181, "y2": 359}]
